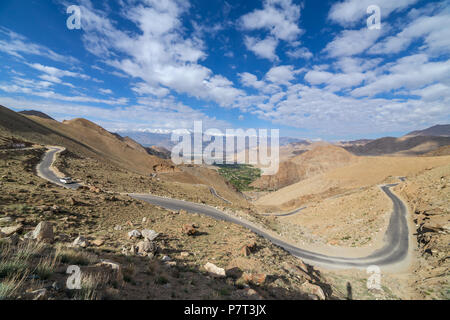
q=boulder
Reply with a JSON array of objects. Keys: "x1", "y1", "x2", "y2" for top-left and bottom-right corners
[
  {"x1": 204, "y1": 262, "x2": 226, "y2": 277},
  {"x1": 92, "y1": 239, "x2": 105, "y2": 247},
  {"x1": 182, "y1": 224, "x2": 197, "y2": 236},
  {"x1": 128, "y1": 230, "x2": 141, "y2": 239},
  {"x1": 72, "y1": 236, "x2": 89, "y2": 248},
  {"x1": 300, "y1": 282, "x2": 326, "y2": 300},
  {"x1": 242, "y1": 273, "x2": 267, "y2": 286},
  {"x1": 141, "y1": 229, "x2": 159, "y2": 241},
  {"x1": 31, "y1": 221, "x2": 54, "y2": 243},
  {"x1": 1, "y1": 224, "x2": 23, "y2": 236},
  {"x1": 136, "y1": 240, "x2": 157, "y2": 256}
]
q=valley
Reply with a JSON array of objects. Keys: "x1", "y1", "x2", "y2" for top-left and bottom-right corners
[{"x1": 0, "y1": 106, "x2": 448, "y2": 301}]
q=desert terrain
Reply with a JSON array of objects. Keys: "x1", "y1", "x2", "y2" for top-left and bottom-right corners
[{"x1": 0, "y1": 106, "x2": 449, "y2": 301}]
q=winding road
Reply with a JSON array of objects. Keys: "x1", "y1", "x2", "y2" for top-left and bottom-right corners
[
  {"x1": 36, "y1": 146, "x2": 81, "y2": 190},
  {"x1": 37, "y1": 147, "x2": 410, "y2": 269}
]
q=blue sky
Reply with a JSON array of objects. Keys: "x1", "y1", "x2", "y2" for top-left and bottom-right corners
[{"x1": 0, "y1": 0, "x2": 449, "y2": 140}]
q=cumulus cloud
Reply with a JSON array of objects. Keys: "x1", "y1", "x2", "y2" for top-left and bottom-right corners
[
  {"x1": 77, "y1": 0, "x2": 244, "y2": 107},
  {"x1": 244, "y1": 36, "x2": 279, "y2": 61},
  {"x1": 328, "y1": 0, "x2": 419, "y2": 26}
]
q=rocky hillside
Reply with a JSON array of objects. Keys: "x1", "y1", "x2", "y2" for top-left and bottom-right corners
[
  {"x1": 0, "y1": 147, "x2": 333, "y2": 300},
  {"x1": 344, "y1": 135, "x2": 450, "y2": 156},
  {"x1": 251, "y1": 144, "x2": 357, "y2": 190},
  {"x1": 396, "y1": 164, "x2": 449, "y2": 299}
]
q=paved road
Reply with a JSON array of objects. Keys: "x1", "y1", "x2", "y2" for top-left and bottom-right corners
[
  {"x1": 130, "y1": 183, "x2": 409, "y2": 268},
  {"x1": 36, "y1": 147, "x2": 80, "y2": 190},
  {"x1": 37, "y1": 148, "x2": 409, "y2": 268}
]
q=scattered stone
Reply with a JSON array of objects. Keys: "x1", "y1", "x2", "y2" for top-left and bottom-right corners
[
  {"x1": 137, "y1": 240, "x2": 157, "y2": 256},
  {"x1": 142, "y1": 217, "x2": 147, "y2": 223},
  {"x1": 1, "y1": 224, "x2": 23, "y2": 236},
  {"x1": 97, "y1": 259, "x2": 123, "y2": 282},
  {"x1": 300, "y1": 282, "x2": 326, "y2": 300},
  {"x1": 161, "y1": 255, "x2": 171, "y2": 262},
  {"x1": 180, "y1": 252, "x2": 190, "y2": 258},
  {"x1": 72, "y1": 236, "x2": 89, "y2": 248},
  {"x1": 166, "y1": 261, "x2": 177, "y2": 267},
  {"x1": 0, "y1": 231, "x2": 6, "y2": 239},
  {"x1": 241, "y1": 242, "x2": 257, "y2": 256},
  {"x1": 114, "y1": 225, "x2": 122, "y2": 231},
  {"x1": 204, "y1": 262, "x2": 226, "y2": 277},
  {"x1": 242, "y1": 273, "x2": 267, "y2": 286},
  {"x1": 0, "y1": 217, "x2": 13, "y2": 224},
  {"x1": 128, "y1": 230, "x2": 141, "y2": 239},
  {"x1": 31, "y1": 221, "x2": 54, "y2": 243},
  {"x1": 92, "y1": 239, "x2": 105, "y2": 247},
  {"x1": 182, "y1": 224, "x2": 197, "y2": 236},
  {"x1": 141, "y1": 229, "x2": 159, "y2": 241},
  {"x1": 31, "y1": 288, "x2": 47, "y2": 300}
]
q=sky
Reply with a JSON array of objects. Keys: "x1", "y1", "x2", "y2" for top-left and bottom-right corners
[{"x1": 0, "y1": 0, "x2": 449, "y2": 140}]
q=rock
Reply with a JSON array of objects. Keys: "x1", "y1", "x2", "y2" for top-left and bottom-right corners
[
  {"x1": 136, "y1": 240, "x2": 157, "y2": 256},
  {"x1": 92, "y1": 239, "x2": 105, "y2": 247},
  {"x1": 31, "y1": 288, "x2": 47, "y2": 300},
  {"x1": 1, "y1": 224, "x2": 23, "y2": 236},
  {"x1": 141, "y1": 229, "x2": 159, "y2": 241},
  {"x1": 242, "y1": 273, "x2": 267, "y2": 286},
  {"x1": 161, "y1": 255, "x2": 171, "y2": 262},
  {"x1": 244, "y1": 288, "x2": 263, "y2": 300},
  {"x1": 72, "y1": 236, "x2": 89, "y2": 248},
  {"x1": 241, "y1": 242, "x2": 257, "y2": 256},
  {"x1": 128, "y1": 230, "x2": 141, "y2": 239},
  {"x1": 0, "y1": 231, "x2": 6, "y2": 239},
  {"x1": 31, "y1": 221, "x2": 54, "y2": 243},
  {"x1": 0, "y1": 217, "x2": 13, "y2": 224},
  {"x1": 67, "y1": 197, "x2": 79, "y2": 206},
  {"x1": 182, "y1": 224, "x2": 197, "y2": 236},
  {"x1": 204, "y1": 262, "x2": 226, "y2": 277},
  {"x1": 166, "y1": 261, "x2": 177, "y2": 267},
  {"x1": 300, "y1": 282, "x2": 326, "y2": 300},
  {"x1": 142, "y1": 217, "x2": 147, "y2": 223},
  {"x1": 180, "y1": 252, "x2": 190, "y2": 258},
  {"x1": 97, "y1": 259, "x2": 123, "y2": 282},
  {"x1": 282, "y1": 261, "x2": 309, "y2": 275},
  {"x1": 114, "y1": 225, "x2": 122, "y2": 231}
]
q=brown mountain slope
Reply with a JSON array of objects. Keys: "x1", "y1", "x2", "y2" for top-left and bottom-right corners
[
  {"x1": 255, "y1": 155, "x2": 450, "y2": 212},
  {"x1": 18, "y1": 110, "x2": 55, "y2": 120},
  {"x1": 344, "y1": 135, "x2": 450, "y2": 156},
  {"x1": 31, "y1": 116, "x2": 177, "y2": 174},
  {"x1": 405, "y1": 124, "x2": 450, "y2": 137},
  {"x1": 251, "y1": 144, "x2": 357, "y2": 190},
  {"x1": 0, "y1": 105, "x2": 176, "y2": 175}
]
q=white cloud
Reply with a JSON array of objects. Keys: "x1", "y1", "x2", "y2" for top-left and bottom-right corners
[
  {"x1": 324, "y1": 28, "x2": 385, "y2": 58},
  {"x1": 244, "y1": 36, "x2": 279, "y2": 61},
  {"x1": 240, "y1": 0, "x2": 303, "y2": 41},
  {"x1": 99, "y1": 88, "x2": 113, "y2": 95},
  {"x1": 351, "y1": 55, "x2": 450, "y2": 97},
  {"x1": 265, "y1": 65, "x2": 298, "y2": 85},
  {"x1": 77, "y1": 0, "x2": 244, "y2": 107},
  {"x1": 328, "y1": 0, "x2": 419, "y2": 26},
  {"x1": 0, "y1": 27, "x2": 78, "y2": 64},
  {"x1": 286, "y1": 47, "x2": 313, "y2": 59},
  {"x1": 370, "y1": 12, "x2": 450, "y2": 55}
]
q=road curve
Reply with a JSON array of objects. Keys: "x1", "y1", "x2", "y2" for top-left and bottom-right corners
[
  {"x1": 36, "y1": 147, "x2": 80, "y2": 190},
  {"x1": 130, "y1": 183, "x2": 410, "y2": 268},
  {"x1": 37, "y1": 148, "x2": 410, "y2": 268}
]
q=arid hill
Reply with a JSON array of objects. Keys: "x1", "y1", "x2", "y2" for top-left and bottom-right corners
[
  {"x1": 251, "y1": 144, "x2": 357, "y2": 190},
  {"x1": 255, "y1": 155, "x2": 450, "y2": 212},
  {"x1": 405, "y1": 124, "x2": 450, "y2": 137},
  {"x1": 0, "y1": 105, "x2": 176, "y2": 175},
  {"x1": 18, "y1": 110, "x2": 55, "y2": 120},
  {"x1": 344, "y1": 135, "x2": 450, "y2": 156}
]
